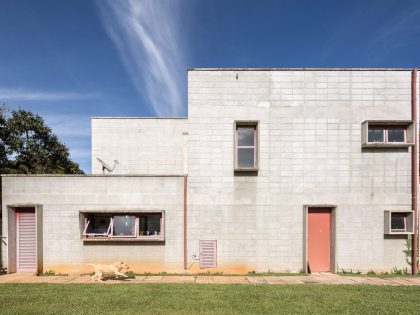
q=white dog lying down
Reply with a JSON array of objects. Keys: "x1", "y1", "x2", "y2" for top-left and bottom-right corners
[{"x1": 87, "y1": 262, "x2": 130, "y2": 282}]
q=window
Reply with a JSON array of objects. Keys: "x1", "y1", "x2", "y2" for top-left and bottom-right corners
[
  {"x1": 390, "y1": 213, "x2": 406, "y2": 231},
  {"x1": 139, "y1": 214, "x2": 161, "y2": 236},
  {"x1": 362, "y1": 120, "x2": 414, "y2": 148},
  {"x1": 84, "y1": 214, "x2": 112, "y2": 236},
  {"x1": 384, "y1": 210, "x2": 414, "y2": 235},
  {"x1": 367, "y1": 126, "x2": 406, "y2": 144},
  {"x1": 113, "y1": 215, "x2": 136, "y2": 237},
  {"x1": 235, "y1": 121, "x2": 258, "y2": 170},
  {"x1": 82, "y1": 211, "x2": 164, "y2": 241}
]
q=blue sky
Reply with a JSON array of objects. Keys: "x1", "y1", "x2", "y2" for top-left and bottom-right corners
[{"x1": 0, "y1": 0, "x2": 419, "y2": 173}]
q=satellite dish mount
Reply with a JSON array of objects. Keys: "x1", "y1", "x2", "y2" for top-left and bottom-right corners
[{"x1": 96, "y1": 157, "x2": 119, "y2": 174}]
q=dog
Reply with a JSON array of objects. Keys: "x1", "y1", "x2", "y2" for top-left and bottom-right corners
[{"x1": 87, "y1": 261, "x2": 130, "y2": 282}]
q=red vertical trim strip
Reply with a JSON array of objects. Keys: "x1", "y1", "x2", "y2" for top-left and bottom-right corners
[
  {"x1": 412, "y1": 68, "x2": 418, "y2": 275},
  {"x1": 183, "y1": 176, "x2": 187, "y2": 270}
]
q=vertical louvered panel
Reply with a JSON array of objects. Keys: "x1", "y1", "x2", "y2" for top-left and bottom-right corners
[
  {"x1": 199, "y1": 240, "x2": 217, "y2": 268},
  {"x1": 17, "y1": 211, "x2": 36, "y2": 272}
]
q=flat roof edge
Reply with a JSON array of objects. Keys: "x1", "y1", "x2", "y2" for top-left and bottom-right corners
[
  {"x1": 188, "y1": 68, "x2": 414, "y2": 71},
  {"x1": 91, "y1": 117, "x2": 188, "y2": 120},
  {"x1": 1, "y1": 174, "x2": 186, "y2": 178}
]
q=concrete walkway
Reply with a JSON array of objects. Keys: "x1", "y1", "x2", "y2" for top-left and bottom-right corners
[{"x1": 1, "y1": 272, "x2": 420, "y2": 285}]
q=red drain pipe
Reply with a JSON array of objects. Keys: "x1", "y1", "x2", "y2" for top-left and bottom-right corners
[
  {"x1": 183, "y1": 176, "x2": 188, "y2": 270},
  {"x1": 412, "y1": 68, "x2": 418, "y2": 275}
]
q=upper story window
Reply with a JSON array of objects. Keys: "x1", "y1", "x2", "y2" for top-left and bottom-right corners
[
  {"x1": 362, "y1": 120, "x2": 414, "y2": 148},
  {"x1": 234, "y1": 121, "x2": 259, "y2": 171},
  {"x1": 368, "y1": 126, "x2": 406, "y2": 144}
]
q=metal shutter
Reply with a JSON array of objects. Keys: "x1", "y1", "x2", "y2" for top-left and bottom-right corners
[
  {"x1": 199, "y1": 240, "x2": 217, "y2": 268},
  {"x1": 17, "y1": 211, "x2": 36, "y2": 272}
]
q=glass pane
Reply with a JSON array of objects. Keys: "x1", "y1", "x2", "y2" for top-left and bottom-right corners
[
  {"x1": 387, "y1": 128, "x2": 405, "y2": 143},
  {"x1": 87, "y1": 215, "x2": 110, "y2": 234},
  {"x1": 237, "y1": 126, "x2": 255, "y2": 146},
  {"x1": 139, "y1": 214, "x2": 162, "y2": 236},
  {"x1": 237, "y1": 148, "x2": 255, "y2": 168},
  {"x1": 391, "y1": 213, "x2": 406, "y2": 230},
  {"x1": 368, "y1": 127, "x2": 384, "y2": 142},
  {"x1": 113, "y1": 215, "x2": 136, "y2": 236}
]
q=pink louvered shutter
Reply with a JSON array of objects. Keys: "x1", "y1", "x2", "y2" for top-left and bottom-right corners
[
  {"x1": 17, "y1": 211, "x2": 36, "y2": 272},
  {"x1": 199, "y1": 240, "x2": 217, "y2": 268}
]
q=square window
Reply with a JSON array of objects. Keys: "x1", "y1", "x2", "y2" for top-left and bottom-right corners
[
  {"x1": 368, "y1": 127, "x2": 384, "y2": 143},
  {"x1": 139, "y1": 214, "x2": 162, "y2": 237},
  {"x1": 391, "y1": 213, "x2": 406, "y2": 231},
  {"x1": 113, "y1": 215, "x2": 136, "y2": 237},
  {"x1": 387, "y1": 127, "x2": 405, "y2": 143},
  {"x1": 84, "y1": 214, "x2": 112, "y2": 236},
  {"x1": 384, "y1": 210, "x2": 413, "y2": 235},
  {"x1": 235, "y1": 122, "x2": 258, "y2": 170}
]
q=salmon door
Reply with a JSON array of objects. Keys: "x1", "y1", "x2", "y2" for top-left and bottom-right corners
[
  {"x1": 16, "y1": 209, "x2": 36, "y2": 272},
  {"x1": 308, "y1": 209, "x2": 331, "y2": 272}
]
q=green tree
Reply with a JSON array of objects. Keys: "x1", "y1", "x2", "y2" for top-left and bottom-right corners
[{"x1": 0, "y1": 107, "x2": 84, "y2": 174}]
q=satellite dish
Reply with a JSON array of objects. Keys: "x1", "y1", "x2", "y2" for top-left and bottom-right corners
[{"x1": 96, "y1": 157, "x2": 119, "y2": 174}]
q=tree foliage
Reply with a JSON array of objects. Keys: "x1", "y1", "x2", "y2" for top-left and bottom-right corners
[{"x1": 0, "y1": 107, "x2": 84, "y2": 174}]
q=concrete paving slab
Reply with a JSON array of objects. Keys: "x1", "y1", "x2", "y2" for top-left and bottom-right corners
[
  {"x1": 246, "y1": 276, "x2": 267, "y2": 284},
  {"x1": 1, "y1": 273, "x2": 420, "y2": 285},
  {"x1": 196, "y1": 276, "x2": 213, "y2": 284}
]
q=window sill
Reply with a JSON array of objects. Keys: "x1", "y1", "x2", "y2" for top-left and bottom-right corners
[
  {"x1": 82, "y1": 237, "x2": 164, "y2": 242},
  {"x1": 234, "y1": 167, "x2": 259, "y2": 172},
  {"x1": 362, "y1": 142, "x2": 413, "y2": 148},
  {"x1": 385, "y1": 231, "x2": 413, "y2": 235}
]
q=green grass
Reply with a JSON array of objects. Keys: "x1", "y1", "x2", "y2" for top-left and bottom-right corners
[
  {"x1": 0, "y1": 284, "x2": 420, "y2": 314},
  {"x1": 338, "y1": 272, "x2": 420, "y2": 278}
]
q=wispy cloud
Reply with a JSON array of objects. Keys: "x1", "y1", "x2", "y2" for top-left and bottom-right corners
[
  {"x1": 43, "y1": 114, "x2": 91, "y2": 138},
  {"x1": 370, "y1": 6, "x2": 420, "y2": 45},
  {"x1": 0, "y1": 88, "x2": 100, "y2": 102},
  {"x1": 97, "y1": 0, "x2": 187, "y2": 117}
]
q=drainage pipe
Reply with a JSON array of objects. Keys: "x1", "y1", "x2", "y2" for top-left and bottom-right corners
[
  {"x1": 412, "y1": 68, "x2": 418, "y2": 275},
  {"x1": 183, "y1": 176, "x2": 188, "y2": 270}
]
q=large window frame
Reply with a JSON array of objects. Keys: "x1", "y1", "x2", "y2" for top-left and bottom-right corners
[
  {"x1": 361, "y1": 120, "x2": 414, "y2": 148},
  {"x1": 234, "y1": 121, "x2": 259, "y2": 171},
  {"x1": 81, "y1": 210, "x2": 165, "y2": 241}
]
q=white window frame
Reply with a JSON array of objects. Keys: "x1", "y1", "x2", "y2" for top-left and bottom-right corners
[
  {"x1": 234, "y1": 121, "x2": 259, "y2": 171},
  {"x1": 367, "y1": 125, "x2": 407, "y2": 144}
]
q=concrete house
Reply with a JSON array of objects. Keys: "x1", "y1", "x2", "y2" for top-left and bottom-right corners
[{"x1": 1, "y1": 68, "x2": 419, "y2": 275}]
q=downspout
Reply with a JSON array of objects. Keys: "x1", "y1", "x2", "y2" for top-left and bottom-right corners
[
  {"x1": 412, "y1": 68, "x2": 418, "y2": 275},
  {"x1": 183, "y1": 176, "x2": 187, "y2": 270}
]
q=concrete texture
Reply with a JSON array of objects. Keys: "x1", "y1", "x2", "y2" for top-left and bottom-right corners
[
  {"x1": 187, "y1": 69, "x2": 417, "y2": 273},
  {"x1": 1, "y1": 175, "x2": 185, "y2": 274},
  {"x1": 91, "y1": 118, "x2": 188, "y2": 175}
]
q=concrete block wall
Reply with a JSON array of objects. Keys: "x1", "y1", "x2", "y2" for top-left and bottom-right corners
[
  {"x1": 187, "y1": 69, "x2": 416, "y2": 273},
  {"x1": 1, "y1": 175, "x2": 185, "y2": 274},
  {"x1": 91, "y1": 118, "x2": 188, "y2": 175}
]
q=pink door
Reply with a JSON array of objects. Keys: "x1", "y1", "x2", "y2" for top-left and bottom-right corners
[
  {"x1": 16, "y1": 209, "x2": 36, "y2": 272},
  {"x1": 308, "y1": 209, "x2": 330, "y2": 272}
]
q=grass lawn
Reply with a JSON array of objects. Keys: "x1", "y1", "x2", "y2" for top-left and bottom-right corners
[{"x1": 0, "y1": 284, "x2": 419, "y2": 314}]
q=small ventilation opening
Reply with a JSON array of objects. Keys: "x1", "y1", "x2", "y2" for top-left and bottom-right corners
[{"x1": 199, "y1": 240, "x2": 217, "y2": 268}]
